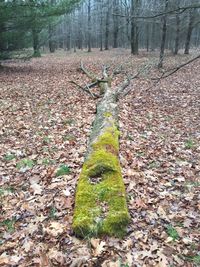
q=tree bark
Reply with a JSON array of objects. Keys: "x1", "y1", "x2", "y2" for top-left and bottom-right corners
[
  {"x1": 146, "y1": 23, "x2": 149, "y2": 52},
  {"x1": 184, "y1": 9, "x2": 195, "y2": 55},
  {"x1": 174, "y1": 12, "x2": 180, "y2": 55},
  {"x1": 105, "y1": 2, "x2": 110, "y2": 50},
  {"x1": 158, "y1": 0, "x2": 168, "y2": 68},
  {"x1": 32, "y1": 28, "x2": 40, "y2": 57},
  {"x1": 48, "y1": 23, "x2": 56, "y2": 53},
  {"x1": 131, "y1": 0, "x2": 139, "y2": 55},
  {"x1": 99, "y1": 0, "x2": 103, "y2": 51},
  {"x1": 88, "y1": 0, "x2": 92, "y2": 52},
  {"x1": 72, "y1": 64, "x2": 130, "y2": 238},
  {"x1": 113, "y1": 0, "x2": 119, "y2": 48}
]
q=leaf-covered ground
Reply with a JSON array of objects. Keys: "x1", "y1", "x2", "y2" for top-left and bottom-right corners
[{"x1": 0, "y1": 49, "x2": 199, "y2": 266}]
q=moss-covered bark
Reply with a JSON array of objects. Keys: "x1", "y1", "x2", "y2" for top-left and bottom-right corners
[{"x1": 73, "y1": 81, "x2": 130, "y2": 238}]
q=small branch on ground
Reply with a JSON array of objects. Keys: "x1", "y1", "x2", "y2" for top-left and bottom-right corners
[{"x1": 69, "y1": 80, "x2": 100, "y2": 98}]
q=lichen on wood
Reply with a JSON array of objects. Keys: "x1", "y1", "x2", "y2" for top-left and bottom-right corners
[{"x1": 72, "y1": 63, "x2": 130, "y2": 238}]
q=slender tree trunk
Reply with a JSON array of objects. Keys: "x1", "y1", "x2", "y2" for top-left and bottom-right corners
[
  {"x1": 146, "y1": 23, "x2": 149, "y2": 52},
  {"x1": 105, "y1": 2, "x2": 110, "y2": 50},
  {"x1": 48, "y1": 0, "x2": 56, "y2": 53},
  {"x1": 113, "y1": 0, "x2": 119, "y2": 48},
  {"x1": 131, "y1": 0, "x2": 139, "y2": 55},
  {"x1": 99, "y1": 0, "x2": 103, "y2": 51},
  {"x1": 32, "y1": 28, "x2": 40, "y2": 57},
  {"x1": 184, "y1": 9, "x2": 195, "y2": 55},
  {"x1": 158, "y1": 0, "x2": 168, "y2": 68},
  {"x1": 88, "y1": 0, "x2": 92, "y2": 52},
  {"x1": 77, "y1": 7, "x2": 83, "y2": 50},
  {"x1": 174, "y1": 12, "x2": 180, "y2": 55},
  {"x1": 151, "y1": 22, "x2": 156, "y2": 51},
  {"x1": 66, "y1": 15, "x2": 71, "y2": 51},
  {"x1": 48, "y1": 24, "x2": 56, "y2": 53}
]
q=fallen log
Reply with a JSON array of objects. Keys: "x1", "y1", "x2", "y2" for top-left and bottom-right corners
[{"x1": 72, "y1": 63, "x2": 132, "y2": 238}]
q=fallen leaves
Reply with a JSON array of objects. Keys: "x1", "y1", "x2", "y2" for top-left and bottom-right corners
[
  {"x1": 91, "y1": 238, "x2": 106, "y2": 256},
  {"x1": 45, "y1": 222, "x2": 65, "y2": 237},
  {"x1": 30, "y1": 181, "x2": 43, "y2": 195},
  {"x1": 0, "y1": 50, "x2": 199, "y2": 266}
]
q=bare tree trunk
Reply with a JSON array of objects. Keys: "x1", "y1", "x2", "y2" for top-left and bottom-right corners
[
  {"x1": 99, "y1": 0, "x2": 103, "y2": 51},
  {"x1": 72, "y1": 64, "x2": 130, "y2": 238},
  {"x1": 146, "y1": 23, "x2": 149, "y2": 52},
  {"x1": 105, "y1": 2, "x2": 110, "y2": 50},
  {"x1": 184, "y1": 9, "x2": 195, "y2": 55},
  {"x1": 48, "y1": 0, "x2": 56, "y2": 53},
  {"x1": 48, "y1": 24, "x2": 56, "y2": 53},
  {"x1": 158, "y1": 0, "x2": 168, "y2": 68},
  {"x1": 32, "y1": 28, "x2": 40, "y2": 57},
  {"x1": 77, "y1": 6, "x2": 83, "y2": 50},
  {"x1": 66, "y1": 15, "x2": 71, "y2": 51},
  {"x1": 131, "y1": 0, "x2": 139, "y2": 55},
  {"x1": 151, "y1": 22, "x2": 156, "y2": 51},
  {"x1": 113, "y1": 0, "x2": 119, "y2": 48},
  {"x1": 174, "y1": 12, "x2": 180, "y2": 55},
  {"x1": 88, "y1": 0, "x2": 92, "y2": 52}
]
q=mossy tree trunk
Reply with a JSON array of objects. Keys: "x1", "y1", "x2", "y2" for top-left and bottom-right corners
[{"x1": 72, "y1": 63, "x2": 131, "y2": 238}]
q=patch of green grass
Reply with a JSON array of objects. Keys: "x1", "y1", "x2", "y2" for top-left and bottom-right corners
[
  {"x1": 185, "y1": 255, "x2": 200, "y2": 265},
  {"x1": 136, "y1": 151, "x2": 145, "y2": 157},
  {"x1": 16, "y1": 158, "x2": 35, "y2": 170},
  {"x1": 127, "y1": 134, "x2": 134, "y2": 141},
  {"x1": 166, "y1": 225, "x2": 179, "y2": 241},
  {"x1": 4, "y1": 153, "x2": 16, "y2": 161},
  {"x1": 184, "y1": 139, "x2": 195, "y2": 149},
  {"x1": 63, "y1": 118, "x2": 75, "y2": 125},
  {"x1": 0, "y1": 218, "x2": 16, "y2": 232},
  {"x1": 43, "y1": 136, "x2": 51, "y2": 144},
  {"x1": 42, "y1": 158, "x2": 56, "y2": 166},
  {"x1": 141, "y1": 133, "x2": 147, "y2": 139},
  {"x1": 0, "y1": 187, "x2": 14, "y2": 196},
  {"x1": 43, "y1": 147, "x2": 49, "y2": 152},
  {"x1": 49, "y1": 206, "x2": 57, "y2": 219},
  {"x1": 165, "y1": 116, "x2": 172, "y2": 121},
  {"x1": 119, "y1": 259, "x2": 130, "y2": 267},
  {"x1": 148, "y1": 160, "x2": 160, "y2": 169},
  {"x1": 56, "y1": 165, "x2": 70, "y2": 177},
  {"x1": 185, "y1": 181, "x2": 200, "y2": 188},
  {"x1": 63, "y1": 134, "x2": 76, "y2": 141}
]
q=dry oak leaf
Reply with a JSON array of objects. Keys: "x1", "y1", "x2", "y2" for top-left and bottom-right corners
[
  {"x1": 70, "y1": 256, "x2": 89, "y2": 267},
  {"x1": 30, "y1": 182, "x2": 43, "y2": 195},
  {"x1": 45, "y1": 222, "x2": 65, "y2": 237},
  {"x1": 156, "y1": 252, "x2": 168, "y2": 267},
  {"x1": 157, "y1": 206, "x2": 169, "y2": 220},
  {"x1": 102, "y1": 260, "x2": 121, "y2": 267},
  {"x1": 0, "y1": 253, "x2": 22, "y2": 266},
  {"x1": 48, "y1": 248, "x2": 66, "y2": 265},
  {"x1": 126, "y1": 252, "x2": 133, "y2": 266},
  {"x1": 91, "y1": 238, "x2": 106, "y2": 256},
  {"x1": 22, "y1": 239, "x2": 34, "y2": 253},
  {"x1": 135, "y1": 197, "x2": 148, "y2": 209},
  {"x1": 123, "y1": 239, "x2": 133, "y2": 249}
]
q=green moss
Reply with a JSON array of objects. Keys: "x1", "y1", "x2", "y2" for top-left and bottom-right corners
[
  {"x1": 73, "y1": 126, "x2": 130, "y2": 238},
  {"x1": 92, "y1": 127, "x2": 120, "y2": 153},
  {"x1": 104, "y1": 112, "x2": 112, "y2": 118}
]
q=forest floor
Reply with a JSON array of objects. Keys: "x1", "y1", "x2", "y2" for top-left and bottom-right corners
[{"x1": 0, "y1": 49, "x2": 200, "y2": 267}]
